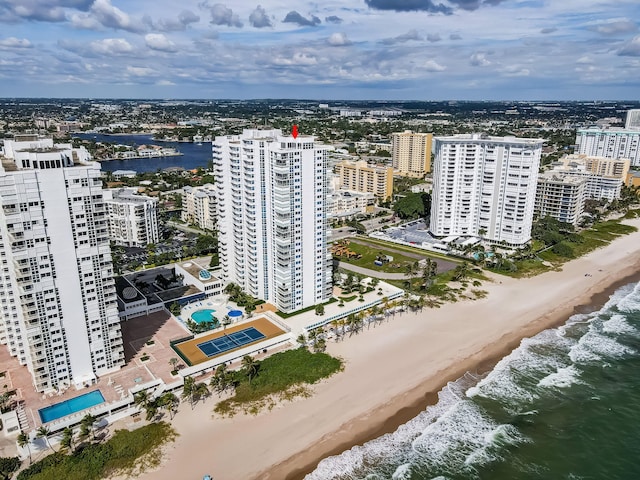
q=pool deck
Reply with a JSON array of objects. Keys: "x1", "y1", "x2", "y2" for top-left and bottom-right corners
[{"x1": 173, "y1": 317, "x2": 286, "y2": 365}]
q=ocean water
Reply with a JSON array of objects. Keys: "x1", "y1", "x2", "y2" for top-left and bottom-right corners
[{"x1": 306, "y1": 281, "x2": 640, "y2": 480}]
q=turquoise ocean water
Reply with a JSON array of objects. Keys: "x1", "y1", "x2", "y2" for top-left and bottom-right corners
[{"x1": 306, "y1": 281, "x2": 640, "y2": 480}]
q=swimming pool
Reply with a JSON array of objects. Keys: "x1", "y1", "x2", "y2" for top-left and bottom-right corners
[
  {"x1": 38, "y1": 390, "x2": 105, "y2": 423},
  {"x1": 191, "y1": 309, "x2": 217, "y2": 324},
  {"x1": 227, "y1": 309, "x2": 242, "y2": 318}
]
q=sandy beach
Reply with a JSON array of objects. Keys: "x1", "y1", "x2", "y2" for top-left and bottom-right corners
[{"x1": 133, "y1": 217, "x2": 640, "y2": 480}]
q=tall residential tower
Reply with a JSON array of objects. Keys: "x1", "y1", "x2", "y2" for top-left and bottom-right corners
[
  {"x1": 391, "y1": 131, "x2": 433, "y2": 177},
  {"x1": 213, "y1": 129, "x2": 332, "y2": 313},
  {"x1": 430, "y1": 134, "x2": 543, "y2": 246},
  {"x1": 0, "y1": 136, "x2": 124, "y2": 392}
]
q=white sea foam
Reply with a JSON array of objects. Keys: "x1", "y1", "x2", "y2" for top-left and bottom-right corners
[
  {"x1": 466, "y1": 330, "x2": 571, "y2": 404},
  {"x1": 391, "y1": 463, "x2": 412, "y2": 479},
  {"x1": 306, "y1": 281, "x2": 640, "y2": 480},
  {"x1": 614, "y1": 282, "x2": 640, "y2": 313},
  {"x1": 538, "y1": 365, "x2": 581, "y2": 389},
  {"x1": 602, "y1": 314, "x2": 638, "y2": 335},
  {"x1": 568, "y1": 327, "x2": 635, "y2": 364}
]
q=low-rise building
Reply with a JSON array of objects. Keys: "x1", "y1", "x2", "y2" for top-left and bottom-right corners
[{"x1": 329, "y1": 190, "x2": 376, "y2": 219}]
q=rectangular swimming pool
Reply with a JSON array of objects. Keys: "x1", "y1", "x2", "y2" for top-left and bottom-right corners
[
  {"x1": 197, "y1": 327, "x2": 266, "y2": 357},
  {"x1": 38, "y1": 390, "x2": 105, "y2": 423}
]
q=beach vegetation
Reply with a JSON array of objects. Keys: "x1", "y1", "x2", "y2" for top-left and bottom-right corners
[
  {"x1": 213, "y1": 348, "x2": 343, "y2": 417},
  {"x1": 275, "y1": 297, "x2": 338, "y2": 319},
  {"x1": 16, "y1": 422, "x2": 176, "y2": 480},
  {"x1": 0, "y1": 457, "x2": 20, "y2": 480}
]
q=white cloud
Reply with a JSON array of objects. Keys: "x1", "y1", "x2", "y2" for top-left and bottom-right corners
[
  {"x1": 89, "y1": 38, "x2": 133, "y2": 55},
  {"x1": 470, "y1": 52, "x2": 490, "y2": 66},
  {"x1": 0, "y1": 37, "x2": 33, "y2": 49},
  {"x1": 327, "y1": 33, "x2": 351, "y2": 46},
  {"x1": 145, "y1": 33, "x2": 177, "y2": 52},
  {"x1": 127, "y1": 66, "x2": 155, "y2": 76},
  {"x1": 273, "y1": 52, "x2": 318, "y2": 66},
  {"x1": 91, "y1": 0, "x2": 142, "y2": 32},
  {"x1": 424, "y1": 60, "x2": 446, "y2": 71}
]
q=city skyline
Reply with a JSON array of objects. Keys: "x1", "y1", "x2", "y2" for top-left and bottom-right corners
[{"x1": 0, "y1": 1, "x2": 639, "y2": 100}]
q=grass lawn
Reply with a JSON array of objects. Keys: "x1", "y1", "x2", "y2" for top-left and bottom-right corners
[
  {"x1": 17, "y1": 423, "x2": 176, "y2": 480},
  {"x1": 214, "y1": 348, "x2": 343, "y2": 416},
  {"x1": 359, "y1": 236, "x2": 458, "y2": 262},
  {"x1": 333, "y1": 241, "x2": 417, "y2": 272}
]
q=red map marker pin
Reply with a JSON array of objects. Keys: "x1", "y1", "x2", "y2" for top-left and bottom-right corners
[{"x1": 292, "y1": 125, "x2": 298, "y2": 139}]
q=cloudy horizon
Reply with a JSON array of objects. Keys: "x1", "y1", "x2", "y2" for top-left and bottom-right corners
[{"x1": 0, "y1": 0, "x2": 639, "y2": 100}]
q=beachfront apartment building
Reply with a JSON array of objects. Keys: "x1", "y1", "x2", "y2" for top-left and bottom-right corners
[
  {"x1": 334, "y1": 160, "x2": 393, "y2": 201},
  {"x1": 0, "y1": 138, "x2": 124, "y2": 392},
  {"x1": 181, "y1": 184, "x2": 216, "y2": 231},
  {"x1": 545, "y1": 154, "x2": 630, "y2": 202},
  {"x1": 430, "y1": 134, "x2": 543, "y2": 246},
  {"x1": 626, "y1": 109, "x2": 640, "y2": 130},
  {"x1": 213, "y1": 129, "x2": 332, "y2": 313},
  {"x1": 575, "y1": 127, "x2": 640, "y2": 166},
  {"x1": 103, "y1": 187, "x2": 159, "y2": 247},
  {"x1": 535, "y1": 173, "x2": 587, "y2": 226},
  {"x1": 391, "y1": 131, "x2": 433, "y2": 177}
]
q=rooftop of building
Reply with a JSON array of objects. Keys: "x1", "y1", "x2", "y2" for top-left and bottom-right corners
[
  {"x1": 176, "y1": 260, "x2": 220, "y2": 284},
  {"x1": 538, "y1": 171, "x2": 588, "y2": 184},
  {"x1": 435, "y1": 133, "x2": 544, "y2": 144}
]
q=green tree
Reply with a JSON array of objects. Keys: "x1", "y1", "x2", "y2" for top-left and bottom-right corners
[
  {"x1": 182, "y1": 376, "x2": 196, "y2": 410},
  {"x1": 36, "y1": 426, "x2": 54, "y2": 452},
  {"x1": 169, "y1": 357, "x2": 179, "y2": 373},
  {"x1": 315, "y1": 304, "x2": 325, "y2": 316},
  {"x1": 169, "y1": 302, "x2": 181, "y2": 316},
  {"x1": 241, "y1": 355, "x2": 260, "y2": 384},
  {"x1": 17, "y1": 432, "x2": 31, "y2": 464},
  {"x1": 0, "y1": 457, "x2": 20, "y2": 480},
  {"x1": 60, "y1": 426, "x2": 74, "y2": 453},
  {"x1": 159, "y1": 393, "x2": 179, "y2": 420},
  {"x1": 393, "y1": 192, "x2": 431, "y2": 219}
]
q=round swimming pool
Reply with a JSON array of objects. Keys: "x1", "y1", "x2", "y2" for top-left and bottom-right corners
[
  {"x1": 191, "y1": 309, "x2": 217, "y2": 324},
  {"x1": 228, "y1": 309, "x2": 243, "y2": 318}
]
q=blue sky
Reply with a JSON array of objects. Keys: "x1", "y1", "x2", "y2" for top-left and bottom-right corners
[{"x1": 0, "y1": 0, "x2": 639, "y2": 99}]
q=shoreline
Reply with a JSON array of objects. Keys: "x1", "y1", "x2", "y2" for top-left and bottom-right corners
[
  {"x1": 281, "y1": 266, "x2": 640, "y2": 480},
  {"x1": 134, "y1": 217, "x2": 640, "y2": 480}
]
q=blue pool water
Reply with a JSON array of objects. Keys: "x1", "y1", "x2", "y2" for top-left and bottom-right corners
[
  {"x1": 38, "y1": 390, "x2": 105, "y2": 423},
  {"x1": 191, "y1": 308, "x2": 217, "y2": 324},
  {"x1": 228, "y1": 309, "x2": 242, "y2": 318}
]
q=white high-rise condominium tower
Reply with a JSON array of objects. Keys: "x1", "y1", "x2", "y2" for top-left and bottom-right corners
[
  {"x1": 0, "y1": 137, "x2": 124, "y2": 392},
  {"x1": 213, "y1": 129, "x2": 332, "y2": 313},
  {"x1": 625, "y1": 109, "x2": 640, "y2": 129},
  {"x1": 575, "y1": 127, "x2": 640, "y2": 166},
  {"x1": 430, "y1": 134, "x2": 543, "y2": 246}
]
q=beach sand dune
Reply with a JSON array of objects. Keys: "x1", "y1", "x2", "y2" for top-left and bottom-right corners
[{"x1": 134, "y1": 218, "x2": 640, "y2": 480}]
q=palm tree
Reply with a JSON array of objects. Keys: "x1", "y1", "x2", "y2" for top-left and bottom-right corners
[
  {"x1": 182, "y1": 376, "x2": 196, "y2": 409},
  {"x1": 159, "y1": 393, "x2": 179, "y2": 420},
  {"x1": 210, "y1": 364, "x2": 232, "y2": 396},
  {"x1": 192, "y1": 383, "x2": 210, "y2": 405},
  {"x1": 296, "y1": 333, "x2": 307, "y2": 349},
  {"x1": 453, "y1": 261, "x2": 470, "y2": 281},
  {"x1": 169, "y1": 357, "x2": 179, "y2": 373},
  {"x1": 36, "y1": 426, "x2": 54, "y2": 452},
  {"x1": 241, "y1": 355, "x2": 260, "y2": 384},
  {"x1": 80, "y1": 413, "x2": 97, "y2": 441},
  {"x1": 60, "y1": 426, "x2": 74, "y2": 453},
  {"x1": 17, "y1": 431, "x2": 31, "y2": 464},
  {"x1": 134, "y1": 390, "x2": 151, "y2": 410}
]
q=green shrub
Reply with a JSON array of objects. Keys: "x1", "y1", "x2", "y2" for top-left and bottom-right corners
[{"x1": 17, "y1": 423, "x2": 176, "y2": 480}]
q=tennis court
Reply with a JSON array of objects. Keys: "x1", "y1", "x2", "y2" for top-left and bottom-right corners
[
  {"x1": 197, "y1": 327, "x2": 265, "y2": 357},
  {"x1": 172, "y1": 316, "x2": 287, "y2": 365}
]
